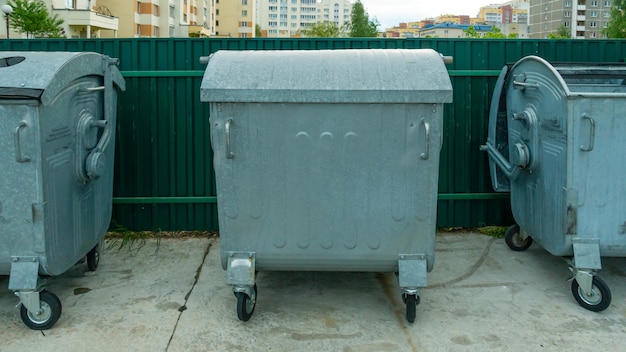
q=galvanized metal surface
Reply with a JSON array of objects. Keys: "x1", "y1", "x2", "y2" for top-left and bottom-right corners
[{"x1": 3, "y1": 39, "x2": 626, "y2": 231}]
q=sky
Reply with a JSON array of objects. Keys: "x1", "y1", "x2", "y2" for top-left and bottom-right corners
[{"x1": 358, "y1": 0, "x2": 490, "y2": 29}]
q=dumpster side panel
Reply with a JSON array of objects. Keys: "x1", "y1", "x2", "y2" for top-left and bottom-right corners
[
  {"x1": 212, "y1": 102, "x2": 441, "y2": 272},
  {"x1": 0, "y1": 102, "x2": 43, "y2": 274},
  {"x1": 571, "y1": 97, "x2": 626, "y2": 257},
  {"x1": 39, "y1": 76, "x2": 113, "y2": 275}
]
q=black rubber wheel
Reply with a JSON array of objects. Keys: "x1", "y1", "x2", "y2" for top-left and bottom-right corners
[
  {"x1": 405, "y1": 294, "x2": 417, "y2": 323},
  {"x1": 236, "y1": 285, "x2": 257, "y2": 322},
  {"x1": 571, "y1": 276, "x2": 611, "y2": 312},
  {"x1": 20, "y1": 290, "x2": 62, "y2": 330},
  {"x1": 504, "y1": 224, "x2": 532, "y2": 251},
  {"x1": 87, "y1": 243, "x2": 100, "y2": 271}
]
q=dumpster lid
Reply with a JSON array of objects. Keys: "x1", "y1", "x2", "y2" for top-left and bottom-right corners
[
  {"x1": 200, "y1": 49, "x2": 453, "y2": 104},
  {"x1": 0, "y1": 51, "x2": 125, "y2": 105}
]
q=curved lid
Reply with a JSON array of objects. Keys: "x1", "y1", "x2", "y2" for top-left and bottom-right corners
[{"x1": 201, "y1": 49, "x2": 453, "y2": 104}]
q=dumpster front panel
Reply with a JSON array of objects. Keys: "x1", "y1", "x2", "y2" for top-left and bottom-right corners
[
  {"x1": 211, "y1": 102, "x2": 442, "y2": 272},
  {"x1": 39, "y1": 76, "x2": 115, "y2": 275},
  {"x1": 0, "y1": 102, "x2": 43, "y2": 275}
]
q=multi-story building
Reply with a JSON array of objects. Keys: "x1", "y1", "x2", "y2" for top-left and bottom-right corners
[
  {"x1": 529, "y1": 0, "x2": 613, "y2": 38},
  {"x1": 3, "y1": 0, "x2": 215, "y2": 38},
  {"x1": 256, "y1": 0, "x2": 352, "y2": 38},
  {"x1": 215, "y1": 0, "x2": 255, "y2": 37},
  {"x1": 8, "y1": 0, "x2": 121, "y2": 38},
  {"x1": 436, "y1": 14, "x2": 471, "y2": 25},
  {"x1": 476, "y1": 1, "x2": 530, "y2": 37},
  {"x1": 97, "y1": 0, "x2": 214, "y2": 38},
  {"x1": 419, "y1": 23, "x2": 493, "y2": 38}
]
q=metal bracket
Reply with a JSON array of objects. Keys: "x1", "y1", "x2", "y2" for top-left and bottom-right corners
[
  {"x1": 226, "y1": 252, "x2": 256, "y2": 286},
  {"x1": 398, "y1": 254, "x2": 428, "y2": 289},
  {"x1": 572, "y1": 238, "x2": 601, "y2": 270},
  {"x1": 8, "y1": 256, "x2": 39, "y2": 291}
]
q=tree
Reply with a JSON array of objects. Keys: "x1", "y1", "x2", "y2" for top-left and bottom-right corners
[
  {"x1": 548, "y1": 25, "x2": 571, "y2": 39},
  {"x1": 305, "y1": 21, "x2": 346, "y2": 38},
  {"x1": 8, "y1": 0, "x2": 64, "y2": 38},
  {"x1": 604, "y1": 0, "x2": 626, "y2": 38},
  {"x1": 255, "y1": 24, "x2": 262, "y2": 38},
  {"x1": 348, "y1": 0, "x2": 379, "y2": 37},
  {"x1": 464, "y1": 25, "x2": 518, "y2": 39},
  {"x1": 463, "y1": 25, "x2": 481, "y2": 38}
]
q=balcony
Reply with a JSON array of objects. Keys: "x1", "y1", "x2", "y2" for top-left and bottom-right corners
[
  {"x1": 577, "y1": 5, "x2": 586, "y2": 10},
  {"x1": 576, "y1": 15, "x2": 586, "y2": 21},
  {"x1": 576, "y1": 25, "x2": 586, "y2": 31},
  {"x1": 53, "y1": 6, "x2": 119, "y2": 37}
]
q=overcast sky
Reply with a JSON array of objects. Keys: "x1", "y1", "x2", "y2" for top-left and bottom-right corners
[{"x1": 358, "y1": 0, "x2": 491, "y2": 29}]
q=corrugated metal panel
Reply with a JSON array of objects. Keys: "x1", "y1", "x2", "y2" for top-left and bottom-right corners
[{"x1": 2, "y1": 38, "x2": 625, "y2": 230}]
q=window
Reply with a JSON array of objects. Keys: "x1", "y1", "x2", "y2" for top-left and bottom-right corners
[
  {"x1": 565, "y1": 0, "x2": 571, "y2": 6},
  {"x1": 242, "y1": 10, "x2": 247, "y2": 16},
  {"x1": 269, "y1": 21, "x2": 277, "y2": 26},
  {"x1": 242, "y1": 0, "x2": 247, "y2": 4},
  {"x1": 564, "y1": 11, "x2": 571, "y2": 17},
  {"x1": 604, "y1": 1, "x2": 611, "y2": 6},
  {"x1": 241, "y1": 33, "x2": 248, "y2": 38},
  {"x1": 590, "y1": 21, "x2": 598, "y2": 27},
  {"x1": 564, "y1": 21, "x2": 570, "y2": 27},
  {"x1": 603, "y1": 11, "x2": 610, "y2": 17},
  {"x1": 269, "y1": 6, "x2": 277, "y2": 11},
  {"x1": 136, "y1": 24, "x2": 141, "y2": 34},
  {"x1": 154, "y1": 4, "x2": 159, "y2": 16},
  {"x1": 240, "y1": 21, "x2": 248, "y2": 27},
  {"x1": 591, "y1": 11, "x2": 598, "y2": 17},
  {"x1": 154, "y1": 26, "x2": 159, "y2": 37},
  {"x1": 137, "y1": 1, "x2": 141, "y2": 13},
  {"x1": 591, "y1": 0, "x2": 598, "y2": 6}
]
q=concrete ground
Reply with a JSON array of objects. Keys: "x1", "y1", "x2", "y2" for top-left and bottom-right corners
[{"x1": 1, "y1": 232, "x2": 625, "y2": 352}]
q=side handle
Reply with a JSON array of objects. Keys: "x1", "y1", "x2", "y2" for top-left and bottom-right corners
[
  {"x1": 420, "y1": 119, "x2": 430, "y2": 160},
  {"x1": 14, "y1": 121, "x2": 31, "y2": 163},
  {"x1": 225, "y1": 118, "x2": 234, "y2": 159},
  {"x1": 580, "y1": 115, "x2": 595, "y2": 152}
]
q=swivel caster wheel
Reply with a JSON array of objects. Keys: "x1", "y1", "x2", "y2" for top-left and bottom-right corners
[
  {"x1": 236, "y1": 285, "x2": 257, "y2": 322},
  {"x1": 403, "y1": 293, "x2": 420, "y2": 323},
  {"x1": 504, "y1": 224, "x2": 532, "y2": 251},
  {"x1": 20, "y1": 290, "x2": 62, "y2": 330},
  {"x1": 571, "y1": 276, "x2": 611, "y2": 312}
]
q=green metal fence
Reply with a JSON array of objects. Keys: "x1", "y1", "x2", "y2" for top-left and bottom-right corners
[{"x1": 2, "y1": 38, "x2": 625, "y2": 230}]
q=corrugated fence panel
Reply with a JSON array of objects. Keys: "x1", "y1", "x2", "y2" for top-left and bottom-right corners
[{"x1": 2, "y1": 38, "x2": 626, "y2": 230}]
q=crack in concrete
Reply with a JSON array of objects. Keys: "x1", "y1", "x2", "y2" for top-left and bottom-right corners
[
  {"x1": 165, "y1": 238, "x2": 214, "y2": 351},
  {"x1": 428, "y1": 237, "x2": 497, "y2": 289}
]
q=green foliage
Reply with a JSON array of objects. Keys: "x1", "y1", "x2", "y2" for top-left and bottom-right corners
[
  {"x1": 255, "y1": 24, "x2": 262, "y2": 37},
  {"x1": 463, "y1": 25, "x2": 481, "y2": 38},
  {"x1": 548, "y1": 25, "x2": 571, "y2": 39},
  {"x1": 8, "y1": 0, "x2": 64, "y2": 38},
  {"x1": 305, "y1": 21, "x2": 346, "y2": 38},
  {"x1": 464, "y1": 25, "x2": 518, "y2": 39},
  {"x1": 604, "y1": 0, "x2": 626, "y2": 38},
  {"x1": 348, "y1": 0, "x2": 379, "y2": 37}
]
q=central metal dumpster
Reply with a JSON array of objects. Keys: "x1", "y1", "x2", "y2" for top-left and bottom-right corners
[
  {"x1": 0, "y1": 51, "x2": 125, "y2": 329},
  {"x1": 482, "y1": 56, "x2": 626, "y2": 312},
  {"x1": 201, "y1": 49, "x2": 452, "y2": 322}
]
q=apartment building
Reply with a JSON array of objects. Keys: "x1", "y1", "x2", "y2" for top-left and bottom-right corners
[
  {"x1": 44, "y1": 0, "x2": 119, "y2": 38},
  {"x1": 477, "y1": 0, "x2": 530, "y2": 37},
  {"x1": 419, "y1": 23, "x2": 494, "y2": 38},
  {"x1": 529, "y1": 0, "x2": 613, "y2": 38},
  {"x1": 256, "y1": 0, "x2": 352, "y2": 38},
  {"x1": 213, "y1": 0, "x2": 255, "y2": 37}
]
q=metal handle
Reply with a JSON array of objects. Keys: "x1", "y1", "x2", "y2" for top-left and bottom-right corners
[
  {"x1": 580, "y1": 115, "x2": 595, "y2": 152},
  {"x1": 14, "y1": 121, "x2": 30, "y2": 163},
  {"x1": 420, "y1": 119, "x2": 430, "y2": 160},
  {"x1": 85, "y1": 86, "x2": 105, "y2": 91},
  {"x1": 225, "y1": 118, "x2": 234, "y2": 159},
  {"x1": 513, "y1": 81, "x2": 539, "y2": 89}
]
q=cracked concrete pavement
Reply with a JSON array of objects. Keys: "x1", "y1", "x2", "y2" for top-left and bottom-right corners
[{"x1": 1, "y1": 232, "x2": 626, "y2": 351}]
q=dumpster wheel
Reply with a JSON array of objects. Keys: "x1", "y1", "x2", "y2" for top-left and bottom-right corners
[
  {"x1": 236, "y1": 285, "x2": 257, "y2": 322},
  {"x1": 20, "y1": 290, "x2": 62, "y2": 330},
  {"x1": 504, "y1": 224, "x2": 532, "y2": 251},
  {"x1": 87, "y1": 243, "x2": 101, "y2": 271},
  {"x1": 403, "y1": 294, "x2": 420, "y2": 323},
  {"x1": 571, "y1": 276, "x2": 611, "y2": 312}
]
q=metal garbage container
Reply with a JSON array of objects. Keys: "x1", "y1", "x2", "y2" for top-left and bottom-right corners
[
  {"x1": 481, "y1": 55, "x2": 626, "y2": 312},
  {"x1": 201, "y1": 49, "x2": 452, "y2": 322},
  {"x1": 0, "y1": 51, "x2": 125, "y2": 329}
]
